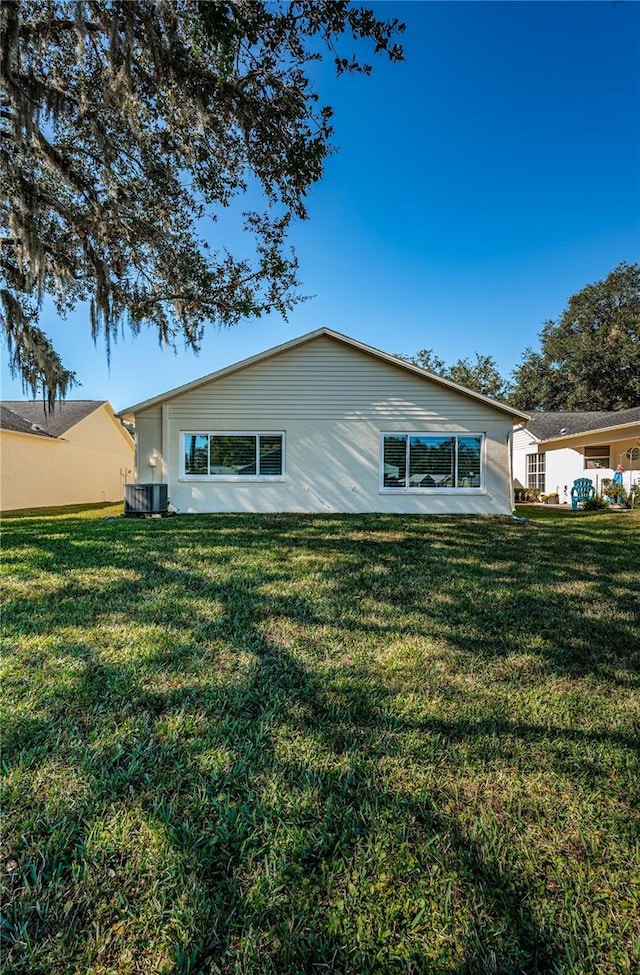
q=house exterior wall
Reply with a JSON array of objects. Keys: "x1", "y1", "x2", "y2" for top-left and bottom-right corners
[
  {"x1": 513, "y1": 426, "x2": 640, "y2": 499},
  {"x1": 544, "y1": 437, "x2": 640, "y2": 497},
  {"x1": 134, "y1": 335, "x2": 516, "y2": 515},
  {"x1": 1, "y1": 433, "x2": 62, "y2": 510},
  {"x1": 134, "y1": 406, "x2": 162, "y2": 482},
  {"x1": 0, "y1": 404, "x2": 134, "y2": 510},
  {"x1": 545, "y1": 448, "x2": 588, "y2": 501},
  {"x1": 512, "y1": 428, "x2": 537, "y2": 487}
]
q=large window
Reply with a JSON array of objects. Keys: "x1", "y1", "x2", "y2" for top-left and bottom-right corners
[
  {"x1": 183, "y1": 433, "x2": 284, "y2": 478},
  {"x1": 584, "y1": 445, "x2": 610, "y2": 469},
  {"x1": 381, "y1": 434, "x2": 483, "y2": 490},
  {"x1": 527, "y1": 452, "x2": 545, "y2": 492}
]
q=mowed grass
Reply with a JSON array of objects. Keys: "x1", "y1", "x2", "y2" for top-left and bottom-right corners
[{"x1": 1, "y1": 505, "x2": 639, "y2": 975}]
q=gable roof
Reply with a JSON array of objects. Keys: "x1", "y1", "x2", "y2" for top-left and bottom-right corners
[
  {"x1": 0, "y1": 400, "x2": 108, "y2": 438},
  {"x1": 526, "y1": 408, "x2": 640, "y2": 443},
  {"x1": 119, "y1": 327, "x2": 530, "y2": 421}
]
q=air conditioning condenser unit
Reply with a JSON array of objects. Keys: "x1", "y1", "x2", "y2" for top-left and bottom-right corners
[{"x1": 124, "y1": 483, "x2": 169, "y2": 516}]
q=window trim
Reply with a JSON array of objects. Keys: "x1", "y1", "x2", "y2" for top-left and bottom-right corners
[
  {"x1": 583, "y1": 445, "x2": 611, "y2": 470},
  {"x1": 526, "y1": 452, "x2": 546, "y2": 492},
  {"x1": 379, "y1": 432, "x2": 486, "y2": 493},
  {"x1": 181, "y1": 431, "x2": 286, "y2": 480}
]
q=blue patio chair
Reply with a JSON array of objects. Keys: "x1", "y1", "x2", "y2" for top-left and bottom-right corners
[{"x1": 570, "y1": 477, "x2": 595, "y2": 511}]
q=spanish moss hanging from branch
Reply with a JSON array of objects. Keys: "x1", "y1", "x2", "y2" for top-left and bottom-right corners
[{"x1": 0, "y1": 0, "x2": 404, "y2": 404}]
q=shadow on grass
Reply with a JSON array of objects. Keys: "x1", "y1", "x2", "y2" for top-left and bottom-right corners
[
  {"x1": 2, "y1": 511, "x2": 639, "y2": 974},
  {"x1": 1, "y1": 501, "x2": 124, "y2": 520},
  {"x1": 3, "y1": 511, "x2": 638, "y2": 679}
]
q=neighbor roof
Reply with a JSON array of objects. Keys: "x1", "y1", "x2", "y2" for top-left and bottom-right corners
[
  {"x1": 0, "y1": 404, "x2": 56, "y2": 438},
  {"x1": 526, "y1": 408, "x2": 640, "y2": 443},
  {"x1": 0, "y1": 400, "x2": 107, "y2": 438},
  {"x1": 119, "y1": 327, "x2": 530, "y2": 421}
]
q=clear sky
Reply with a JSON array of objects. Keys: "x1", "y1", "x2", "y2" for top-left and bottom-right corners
[{"x1": 1, "y1": 0, "x2": 638, "y2": 411}]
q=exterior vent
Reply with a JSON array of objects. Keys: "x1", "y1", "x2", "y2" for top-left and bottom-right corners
[{"x1": 124, "y1": 483, "x2": 169, "y2": 516}]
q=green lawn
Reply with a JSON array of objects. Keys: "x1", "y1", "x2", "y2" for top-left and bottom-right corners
[{"x1": 2, "y1": 505, "x2": 639, "y2": 974}]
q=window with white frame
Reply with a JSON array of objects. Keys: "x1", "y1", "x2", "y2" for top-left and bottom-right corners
[
  {"x1": 584, "y1": 445, "x2": 610, "y2": 469},
  {"x1": 526, "y1": 452, "x2": 545, "y2": 492},
  {"x1": 381, "y1": 434, "x2": 484, "y2": 489},
  {"x1": 182, "y1": 433, "x2": 284, "y2": 478}
]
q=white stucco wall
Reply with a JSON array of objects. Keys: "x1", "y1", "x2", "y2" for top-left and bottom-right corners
[
  {"x1": 165, "y1": 417, "x2": 513, "y2": 515},
  {"x1": 133, "y1": 335, "x2": 518, "y2": 515},
  {"x1": 544, "y1": 448, "x2": 585, "y2": 500},
  {"x1": 513, "y1": 432, "x2": 638, "y2": 500}
]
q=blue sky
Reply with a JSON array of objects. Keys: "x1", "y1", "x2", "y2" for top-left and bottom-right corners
[{"x1": 2, "y1": 0, "x2": 638, "y2": 410}]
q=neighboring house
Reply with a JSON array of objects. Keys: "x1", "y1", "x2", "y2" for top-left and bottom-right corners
[
  {"x1": 513, "y1": 408, "x2": 640, "y2": 501},
  {"x1": 119, "y1": 328, "x2": 529, "y2": 515},
  {"x1": 0, "y1": 400, "x2": 134, "y2": 511}
]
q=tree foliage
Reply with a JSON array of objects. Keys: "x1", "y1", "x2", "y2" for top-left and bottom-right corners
[
  {"x1": 403, "y1": 263, "x2": 640, "y2": 410},
  {"x1": 446, "y1": 353, "x2": 510, "y2": 401},
  {"x1": 510, "y1": 262, "x2": 640, "y2": 411},
  {"x1": 398, "y1": 347, "x2": 446, "y2": 376},
  {"x1": 0, "y1": 0, "x2": 403, "y2": 405},
  {"x1": 399, "y1": 348, "x2": 510, "y2": 400}
]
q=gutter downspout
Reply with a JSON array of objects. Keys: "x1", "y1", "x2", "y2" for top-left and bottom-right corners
[{"x1": 508, "y1": 423, "x2": 526, "y2": 514}]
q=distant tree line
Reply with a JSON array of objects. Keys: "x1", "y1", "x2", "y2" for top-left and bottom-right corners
[{"x1": 401, "y1": 262, "x2": 640, "y2": 411}]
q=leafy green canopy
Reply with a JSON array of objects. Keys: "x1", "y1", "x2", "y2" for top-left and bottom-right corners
[
  {"x1": 0, "y1": 0, "x2": 403, "y2": 406},
  {"x1": 402, "y1": 263, "x2": 640, "y2": 410},
  {"x1": 510, "y1": 262, "x2": 640, "y2": 411},
  {"x1": 398, "y1": 348, "x2": 511, "y2": 401}
]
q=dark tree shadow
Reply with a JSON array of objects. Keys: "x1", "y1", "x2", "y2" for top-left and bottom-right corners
[{"x1": 2, "y1": 511, "x2": 638, "y2": 974}]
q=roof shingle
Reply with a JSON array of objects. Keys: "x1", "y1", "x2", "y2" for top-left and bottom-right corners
[
  {"x1": 527, "y1": 407, "x2": 640, "y2": 442},
  {"x1": 0, "y1": 400, "x2": 106, "y2": 438}
]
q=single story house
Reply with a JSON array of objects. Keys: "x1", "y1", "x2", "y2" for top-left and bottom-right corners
[
  {"x1": 0, "y1": 400, "x2": 135, "y2": 511},
  {"x1": 119, "y1": 328, "x2": 529, "y2": 515},
  {"x1": 512, "y1": 408, "x2": 640, "y2": 501}
]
